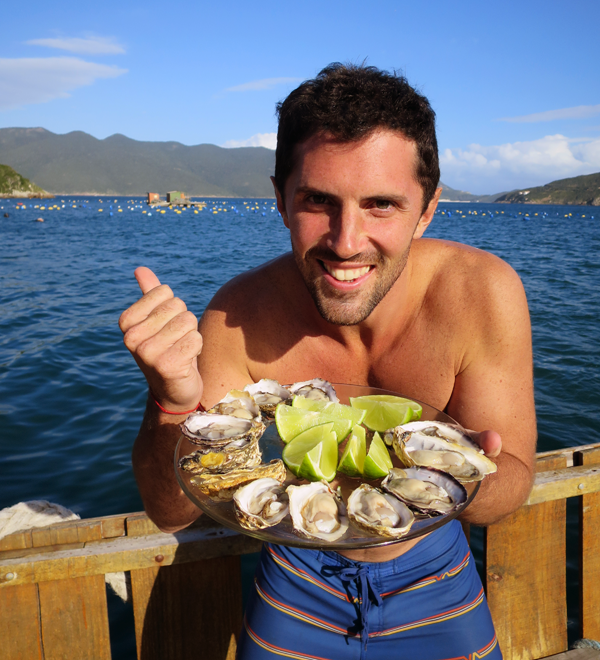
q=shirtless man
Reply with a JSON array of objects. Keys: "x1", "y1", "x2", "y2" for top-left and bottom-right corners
[{"x1": 120, "y1": 64, "x2": 536, "y2": 659}]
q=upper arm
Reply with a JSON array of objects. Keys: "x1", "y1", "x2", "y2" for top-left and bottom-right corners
[{"x1": 446, "y1": 255, "x2": 537, "y2": 477}]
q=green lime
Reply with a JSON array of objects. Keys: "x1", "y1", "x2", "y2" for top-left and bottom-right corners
[
  {"x1": 282, "y1": 423, "x2": 337, "y2": 476},
  {"x1": 275, "y1": 405, "x2": 352, "y2": 444},
  {"x1": 337, "y1": 425, "x2": 366, "y2": 477},
  {"x1": 292, "y1": 397, "x2": 366, "y2": 426},
  {"x1": 363, "y1": 432, "x2": 394, "y2": 478},
  {"x1": 349, "y1": 396, "x2": 422, "y2": 432},
  {"x1": 297, "y1": 433, "x2": 339, "y2": 482}
]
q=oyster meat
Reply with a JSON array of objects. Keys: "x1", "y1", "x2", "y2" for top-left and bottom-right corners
[
  {"x1": 244, "y1": 379, "x2": 292, "y2": 419},
  {"x1": 207, "y1": 390, "x2": 262, "y2": 422},
  {"x1": 287, "y1": 481, "x2": 348, "y2": 542},
  {"x1": 382, "y1": 467, "x2": 467, "y2": 516},
  {"x1": 347, "y1": 483, "x2": 415, "y2": 538},
  {"x1": 288, "y1": 378, "x2": 339, "y2": 403},
  {"x1": 190, "y1": 459, "x2": 287, "y2": 500},
  {"x1": 233, "y1": 478, "x2": 289, "y2": 530},
  {"x1": 178, "y1": 441, "x2": 262, "y2": 474},
  {"x1": 388, "y1": 423, "x2": 497, "y2": 483}
]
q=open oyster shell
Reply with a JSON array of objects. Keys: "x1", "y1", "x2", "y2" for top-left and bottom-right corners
[
  {"x1": 388, "y1": 423, "x2": 497, "y2": 483},
  {"x1": 287, "y1": 481, "x2": 348, "y2": 542},
  {"x1": 288, "y1": 378, "x2": 339, "y2": 403},
  {"x1": 347, "y1": 483, "x2": 415, "y2": 538},
  {"x1": 181, "y1": 412, "x2": 265, "y2": 448},
  {"x1": 381, "y1": 467, "x2": 467, "y2": 516},
  {"x1": 190, "y1": 459, "x2": 287, "y2": 500},
  {"x1": 233, "y1": 478, "x2": 289, "y2": 530},
  {"x1": 244, "y1": 379, "x2": 292, "y2": 420}
]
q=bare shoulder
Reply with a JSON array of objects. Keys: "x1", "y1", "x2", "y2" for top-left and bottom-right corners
[{"x1": 413, "y1": 238, "x2": 528, "y2": 324}]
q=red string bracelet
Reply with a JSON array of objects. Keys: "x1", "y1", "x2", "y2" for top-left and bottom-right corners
[{"x1": 150, "y1": 391, "x2": 205, "y2": 415}]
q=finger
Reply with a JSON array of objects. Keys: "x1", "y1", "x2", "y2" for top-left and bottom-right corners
[
  {"x1": 477, "y1": 430, "x2": 502, "y2": 458},
  {"x1": 135, "y1": 311, "x2": 198, "y2": 363},
  {"x1": 119, "y1": 284, "x2": 176, "y2": 334},
  {"x1": 135, "y1": 267, "x2": 162, "y2": 294}
]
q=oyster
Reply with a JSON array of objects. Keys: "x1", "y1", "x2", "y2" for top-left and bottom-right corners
[
  {"x1": 392, "y1": 421, "x2": 482, "y2": 451},
  {"x1": 190, "y1": 459, "x2": 287, "y2": 500},
  {"x1": 244, "y1": 379, "x2": 292, "y2": 419},
  {"x1": 233, "y1": 478, "x2": 289, "y2": 530},
  {"x1": 388, "y1": 424, "x2": 497, "y2": 483},
  {"x1": 382, "y1": 467, "x2": 467, "y2": 516},
  {"x1": 178, "y1": 441, "x2": 262, "y2": 474},
  {"x1": 181, "y1": 412, "x2": 265, "y2": 447},
  {"x1": 347, "y1": 484, "x2": 414, "y2": 538},
  {"x1": 288, "y1": 378, "x2": 339, "y2": 403},
  {"x1": 287, "y1": 481, "x2": 348, "y2": 542},
  {"x1": 207, "y1": 390, "x2": 262, "y2": 422}
]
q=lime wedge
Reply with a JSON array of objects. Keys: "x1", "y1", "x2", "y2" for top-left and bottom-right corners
[
  {"x1": 297, "y1": 433, "x2": 339, "y2": 482},
  {"x1": 337, "y1": 425, "x2": 366, "y2": 477},
  {"x1": 275, "y1": 405, "x2": 353, "y2": 444},
  {"x1": 282, "y1": 423, "x2": 337, "y2": 476},
  {"x1": 363, "y1": 432, "x2": 394, "y2": 478},
  {"x1": 349, "y1": 396, "x2": 422, "y2": 432},
  {"x1": 292, "y1": 397, "x2": 366, "y2": 426}
]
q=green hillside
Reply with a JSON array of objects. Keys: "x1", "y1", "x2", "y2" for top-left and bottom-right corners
[
  {"x1": 0, "y1": 163, "x2": 51, "y2": 198},
  {"x1": 0, "y1": 128, "x2": 276, "y2": 197},
  {"x1": 495, "y1": 172, "x2": 600, "y2": 206}
]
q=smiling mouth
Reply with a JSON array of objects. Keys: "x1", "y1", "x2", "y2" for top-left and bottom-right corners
[{"x1": 320, "y1": 261, "x2": 373, "y2": 282}]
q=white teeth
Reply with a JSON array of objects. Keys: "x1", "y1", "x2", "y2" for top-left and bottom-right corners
[{"x1": 323, "y1": 264, "x2": 371, "y2": 281}]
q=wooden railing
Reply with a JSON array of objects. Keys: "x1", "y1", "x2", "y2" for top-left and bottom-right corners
[{"x1": 1, "y1": 444, "x2": 599, "y2": 660}]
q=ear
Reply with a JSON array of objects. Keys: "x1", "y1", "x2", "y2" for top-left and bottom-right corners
[
  {"x1": 271, "y1": 176, "x2": 289, "y2": 228},
  {"x1": 413, "y1": 187, "x2": 442, "y2": 239}
]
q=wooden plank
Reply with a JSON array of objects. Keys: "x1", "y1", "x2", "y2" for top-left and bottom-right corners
[
  {"x1": 38, "y1": 574, "x2": 111, "y2": 660},
  {"x1": 0, "y1": 520, "x2": 262, "y2": 587},
  {"x1": 131, "y1": 556, "x2": 241, "y2": 660},
  {"x1": 536, "y1": 442, "x2": 600, "y2": 467},
  {"x1": 0, "y1": 530, "x2": 33, "y2": 553},
  {"x1": 484, "y1": 455, "x2": 568, "y2": 660},
  {"x1": 526, "y1": 465, "x2": 600, "y2": 505},
  {"x1": 127, "y1": 514, "x2": 162, "y2": 536},
  {"x1": 0, "y1": 583, "x2": 43, "y2": 659},
  {"x1": 544, "y1": 650, "x2": 600, "y2": 660},
  {"x1": 574, "y1": 447, "x2": 600, "y2": 641},
  {"x1": 32, "y1": 522, "x2": 81, "y2": 547}
]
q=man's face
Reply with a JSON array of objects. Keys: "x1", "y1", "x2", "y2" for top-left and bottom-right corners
[{"x1": 276, "y1": 129, "x2": 436, "y2": 326}]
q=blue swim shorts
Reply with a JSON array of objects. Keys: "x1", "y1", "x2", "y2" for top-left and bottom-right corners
[{"x1": 237, "y1": 520, "x2": 501, "y2": 660}]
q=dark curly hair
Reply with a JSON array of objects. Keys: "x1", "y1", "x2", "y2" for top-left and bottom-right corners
[{"x1": 274, "y1": 63, "x2": 440, "y2": 212}]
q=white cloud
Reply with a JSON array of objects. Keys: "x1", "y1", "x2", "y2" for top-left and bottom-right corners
[
  {"x1": 499, "y1": 104, "x2": 600, "y2": 123},
  {"x1": 0, "y1": 57, "x2": 127, "y2": 110},
  {"x1": 222, "y1": 133, "x2": 277, "y2": 149},
  {"x1": 225, "y1": 77, "x2": 302, "y2": 92},
  {"x1": 440, "y1": 134, "x2": 600, "y2": 194},
  {"x1": 26, "y1": 36, "x2": 125, "y2": 55}
]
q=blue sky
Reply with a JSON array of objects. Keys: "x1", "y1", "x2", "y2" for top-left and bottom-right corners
[{"x1": 1, "y1": 0, "x2": 599, "y2": 194}]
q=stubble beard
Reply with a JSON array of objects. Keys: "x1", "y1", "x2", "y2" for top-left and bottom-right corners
[{"x1": 292, "y1": 244, "x2": 412, "y2": 326}]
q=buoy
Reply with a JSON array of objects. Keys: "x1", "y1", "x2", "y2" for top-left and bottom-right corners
[{"x1": 36, "y1": 218, "x2": 44, "y2": 222}]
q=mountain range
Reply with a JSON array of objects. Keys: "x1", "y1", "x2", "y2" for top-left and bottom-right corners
[{"x1": 0, "y1": 128, "x2": 598, "y2": 205}]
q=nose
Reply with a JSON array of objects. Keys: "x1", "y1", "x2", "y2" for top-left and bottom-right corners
[{"x1": 326, "y1": 203, "x2": 366, "y2": 259}]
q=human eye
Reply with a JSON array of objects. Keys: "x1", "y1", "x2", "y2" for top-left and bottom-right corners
[
  {"x1": 372, "y1": 199, "x2": 394, "y2": 211},
  {"x1": 307, "y1": 193, "x2": 328, "y2": 205}
]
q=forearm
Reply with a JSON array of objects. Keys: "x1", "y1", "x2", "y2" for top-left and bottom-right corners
[
  {"x1": 131, "y1": 396, "x2": 202, "y2": 532},
  {"x1": 459, "y1": 451, "x2": 535, "y2": 525}
]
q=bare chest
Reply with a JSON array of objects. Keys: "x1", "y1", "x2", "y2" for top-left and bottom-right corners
[{"x1": 246, "y1": 320, "x2": 458, "y2": 413}]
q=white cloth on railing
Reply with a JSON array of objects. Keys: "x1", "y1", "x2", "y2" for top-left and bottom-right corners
[{"x1": 0, "y1": 501, "x2": 130, "y2": 602}]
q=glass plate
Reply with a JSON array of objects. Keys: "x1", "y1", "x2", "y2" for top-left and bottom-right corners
[{"x1": 175, "y1": 383, "x2": 479, "y2": 550}]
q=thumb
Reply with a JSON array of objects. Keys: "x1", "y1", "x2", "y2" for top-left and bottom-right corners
[{"x1": 134, "y1": 267, "x2": 161, "y2": 294}]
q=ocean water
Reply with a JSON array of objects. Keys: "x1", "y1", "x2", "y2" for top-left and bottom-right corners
[{"x1": 1, "y1": 197, "x2": 599, "y2": 655}]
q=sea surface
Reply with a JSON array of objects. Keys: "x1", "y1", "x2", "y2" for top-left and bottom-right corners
[{"x1": 1, "y1": 197, "x2": 599, "y2": 656}]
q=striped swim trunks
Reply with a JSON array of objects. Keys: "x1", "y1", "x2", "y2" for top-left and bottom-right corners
[{"x1": 237, "y1": 520, "x2": 501, "y2": 660}]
